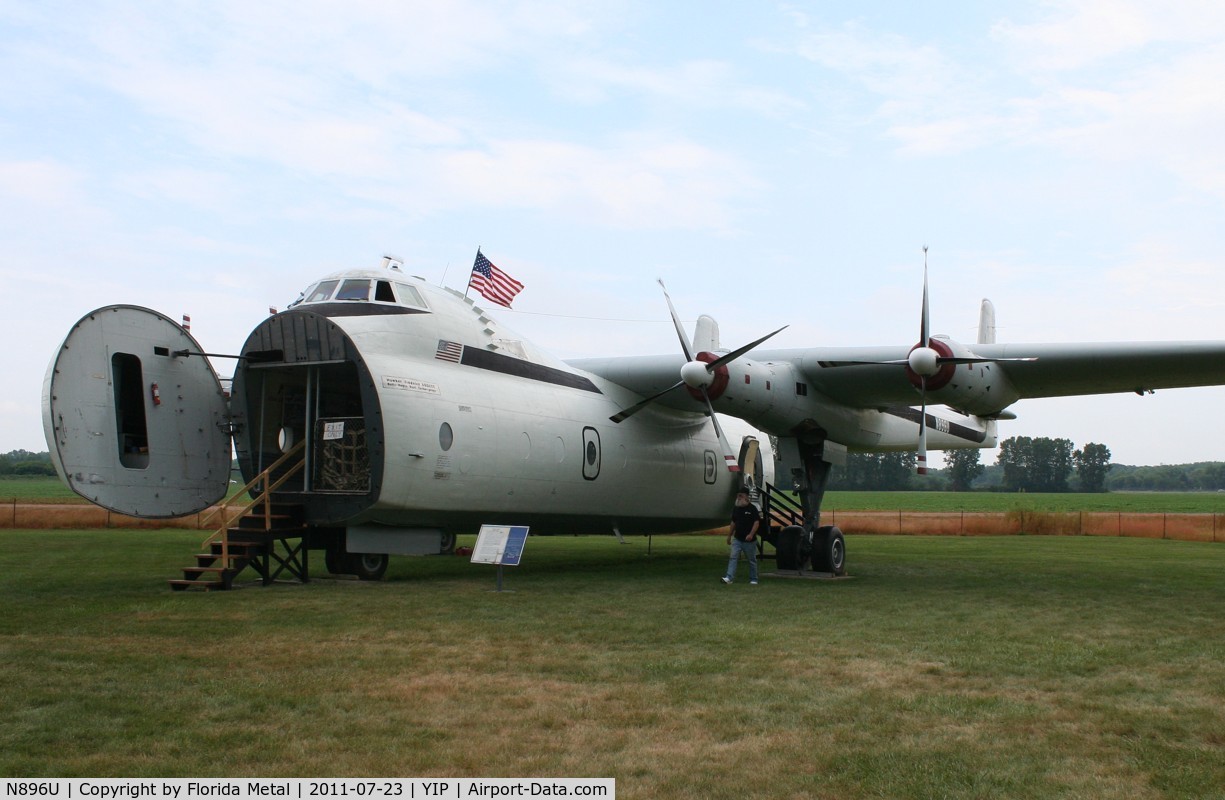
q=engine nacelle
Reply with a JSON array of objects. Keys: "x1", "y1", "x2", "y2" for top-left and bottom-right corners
[{"x1": 921, "y1": 335, "x2": 1020, "y2": 416}]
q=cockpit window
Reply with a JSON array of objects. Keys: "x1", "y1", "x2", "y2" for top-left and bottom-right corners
[
  {"x1": 336, "y1": 279, "x2": 370, "y2": 301},
  {"x1": 395, "y1": 283, "x2": 427, "y2": 309},
  {"x1": 305, "y1": 280, "x2": 339, "y2": 303},
  {"x1": 297, "y1": 275, "x2": 430, "y2": 310}
]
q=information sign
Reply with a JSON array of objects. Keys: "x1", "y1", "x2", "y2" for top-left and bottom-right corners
[
  {"x1": 471, "y1": 524, "x2": 530, "y2": 592},
  {"x1": 471, "y1": 524, "x2": 530, "y2": 566}
]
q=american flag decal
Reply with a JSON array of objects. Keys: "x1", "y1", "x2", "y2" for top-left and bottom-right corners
[{"x1": 435, "y1": 340, "x2": 463, "y2": 363}]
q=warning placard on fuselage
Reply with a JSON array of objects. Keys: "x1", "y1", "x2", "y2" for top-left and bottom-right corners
[{"x1": 471, "y1": 524, "x2": 530, "y2": 566}]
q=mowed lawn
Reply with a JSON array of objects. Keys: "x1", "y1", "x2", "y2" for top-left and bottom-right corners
[{"x1": 1, "y1": 529, "x2": 1222, "y2": 799}]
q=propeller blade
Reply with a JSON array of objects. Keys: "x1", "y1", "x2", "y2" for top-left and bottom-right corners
[
  {"x1": 819, "y1": 354, "x2": 1036, "y2": 369},
  {"x1": 658, "y1": 279, "x2": 696, "y2": 363},
  {"x1": 937, "y1": 355, "x2": 1038, "y2": 366},
  {"x1": 920, "y1": 246, "x2": 931, "y2": 348},
  {"x1": 917, "y1": 378, "x2": 929, "y2": 476},
  {"x1": 701, "y1": 388, "x2": 741, "y2": 473},
  {"x1": 818, "y1": 358, "x2": 911, "y2": 368},
  {"x1": 613, "y1": 283, "x2": 792, "y2": 443},
  {"x1": 704, "y1": 325, "x2": 789, "y2": 371},
  {"x1": 609, "y1": 379, "x2": 685, "y2": 423}
]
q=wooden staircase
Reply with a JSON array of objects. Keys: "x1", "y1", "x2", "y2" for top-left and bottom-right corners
[{"x1": 170, "y1": 442, "x2": 310, "y2": 592}]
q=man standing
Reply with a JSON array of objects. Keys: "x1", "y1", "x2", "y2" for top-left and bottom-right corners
[{"x1": 722, "y1": 489, "x2": 761, "y2": 585}]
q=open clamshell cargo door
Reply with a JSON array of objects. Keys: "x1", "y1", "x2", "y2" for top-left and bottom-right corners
[{"x1": 42, "y1": 305, "x2": 232, "y2": 518}]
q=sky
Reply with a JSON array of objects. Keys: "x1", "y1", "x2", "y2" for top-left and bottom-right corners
[{"x1": 3, "y1": 0, "x2": 1225, "y2": 467}]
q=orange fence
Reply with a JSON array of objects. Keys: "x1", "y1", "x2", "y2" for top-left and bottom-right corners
[
  {"x1": 2, "y1": 502, "x2": 1222, "y2": 543},
  {"x1": 0, "y1": 502, "x2": 245, "y2": 531},
  {"x1": 822, "y1": 510, "x2": 1223, "y2": 543}
]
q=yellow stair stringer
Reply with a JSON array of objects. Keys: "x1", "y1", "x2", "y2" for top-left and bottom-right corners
[{"x1": 200, "y1": 440, "x2": 307, "y2": 571}]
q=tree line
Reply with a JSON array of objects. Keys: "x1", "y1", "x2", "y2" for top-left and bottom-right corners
[
  {"x1": 825, "y1": 437, "x2": 1225, "y2": 492},
  {"x1": 0, "y1": 450, "x2": 57, "y2": 476}
]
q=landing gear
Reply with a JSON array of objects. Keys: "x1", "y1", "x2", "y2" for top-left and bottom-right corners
[
  {"x1": 769, "y1": 434, "x2": 848, "y2": 577},
  {"x1": 811, "y1": 526, "x2": 846, "y2": 576},
  {"x1": 775, "y1": 525, "x2": 804, "y2": 570},
  {"x1": 325, "y1": 546, "x2": 345, "y2": 575},
  {"x1": 348, "y1": 553, "x2": 389, "y2": 581},
  {"x1": 325, "y1": 547, "x2": 389, "y2": 580}
]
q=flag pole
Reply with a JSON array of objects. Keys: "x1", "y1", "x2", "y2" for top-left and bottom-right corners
[{"x1": 464, "y1": 246, "x2": 481, "y2": 299}]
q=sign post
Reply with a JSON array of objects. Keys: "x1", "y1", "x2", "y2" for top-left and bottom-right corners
[{"x1": 470, "y1": 524, "x2": 530, "y2": 591}]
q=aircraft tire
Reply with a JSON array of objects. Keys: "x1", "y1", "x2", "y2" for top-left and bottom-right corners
[
  {"x1": 325, "y1": 547, "x2": 345, "y2": 575},
  {"x1": 775, "y1": 525, "x2": 803, "y2": 570},
  {"x1": 812, "y1": 526, "x2": 846, "y2": 576},
  {"x1": 348, "y1": 553, "x2": 389, "y2": 581},
  {"x1": 440, "y1": 531, "x2": 456, "y2": 555}
]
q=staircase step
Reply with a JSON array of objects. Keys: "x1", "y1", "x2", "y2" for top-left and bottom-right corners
[
  {"x1": 170, "y1": 491, "x2": 308, "y2": 591},
  {"x1": 183, "y1": 566, "x2": 230, "y2": 577},
  {"x1": 209, "y1": 541, "x2": 268, "y2": 553},
  {"x1": 169, "y1": 579, "x2": 227, "y2": 591}
]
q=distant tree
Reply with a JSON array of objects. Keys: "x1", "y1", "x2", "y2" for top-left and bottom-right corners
[
  {"x1": 1073, "y1": 443, "x2": 1112, "y2": 492},
  {"x1": 1106, "y1": 462, "x2": 1225, "y2": 491},
  {"x1": 830, "y1": 452, "x2": 916, "y2": 490},
  {"x1": 998, "y1": 436, "x2": 1032, "y2": 492},
  {"x1": 0, "y1": 450, "x2": 56, "y2": 476},
  {"x1": 997, "y1": 436, "x2": 1074, "y2": 492},
  {"x1": 1189, "y1": 462, "x2": 1225, "y2": 491},
  {"x1": 944, "y1": 449, "x2": 984, "y2": 491}
]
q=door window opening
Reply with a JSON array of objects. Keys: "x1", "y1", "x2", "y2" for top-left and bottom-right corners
[{"x1": 111, "y1": 352, "x2": 150, "y2": 469}]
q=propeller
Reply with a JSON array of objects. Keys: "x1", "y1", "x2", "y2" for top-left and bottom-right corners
[
  {"x1": 916, "y1": 249, "x2": 933, "y2": 475},
  {"x1": 822, "y1": 247, "x2": 1035, "y2": 474},
  {"x1": 609, "y1": 280, "x2": 787, "y2": 473}
]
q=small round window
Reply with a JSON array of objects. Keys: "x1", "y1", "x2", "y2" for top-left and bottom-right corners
[
  {"x1": 439, "y1": 422, "x2": 454, "y2": 451},
  {"x1": 586, "y1": 440, "x2": 598, "y2": 465}
]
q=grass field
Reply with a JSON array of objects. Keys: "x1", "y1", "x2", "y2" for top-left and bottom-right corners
[
  {"x1": 0, "y1": 476, "x2": 84, "y2": 502},
  {"x1": 1, "y1": 529, "x2": 1222, "y2": 798}
]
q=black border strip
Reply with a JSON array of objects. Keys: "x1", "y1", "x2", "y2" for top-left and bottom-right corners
[
  {"x1": 461, "y1": 347, "x2": 603, "y2": 394},
  {"x1": 304, "y1": 303, "x2": 429, "y2": 317},
  {"x1": 885, "y1": 406, "x2": 987, "y2": 444}
]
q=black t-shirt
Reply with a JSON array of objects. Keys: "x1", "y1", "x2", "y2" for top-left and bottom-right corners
[{"x1": 730, "y1": 503, "x2": 761, "y2": 541}]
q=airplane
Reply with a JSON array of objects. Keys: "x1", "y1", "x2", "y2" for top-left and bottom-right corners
[{"x1": 41, "y1": 254, "x2": 1225, "y2": 588}]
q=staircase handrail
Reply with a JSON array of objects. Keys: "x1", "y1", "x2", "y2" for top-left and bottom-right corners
[
  {"x1": 201, "y1": 440, "x2": 306, "y2": 568},
  {"x1": 763, "y1": 480, "x2": 804, "y2": 528}
]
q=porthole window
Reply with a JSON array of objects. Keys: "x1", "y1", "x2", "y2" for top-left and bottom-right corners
[
  {"x1": 586, "y1": 440, "x2": 598, "y2": 465},
  {"x1": 439, "y1": 422, "x2": 454, "y2": 451}
]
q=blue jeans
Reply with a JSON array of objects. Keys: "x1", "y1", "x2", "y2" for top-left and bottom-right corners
[{"x1": 725, "y1": 538, "x2": 758, "y2": 582}]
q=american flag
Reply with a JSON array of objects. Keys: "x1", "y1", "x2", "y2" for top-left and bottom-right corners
[{"x1": 468, "y1": 250, "x2": 524, "y2": 308}]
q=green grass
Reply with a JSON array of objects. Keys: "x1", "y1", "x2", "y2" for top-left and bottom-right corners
[
  {"x1": 0, "y1": 476, "x2": 249, "y2": 504},
  {"x1": 1, "y1": 530, "x2": 1222, "y2": 798},
  {"x1": 0, "y1": 475, "x2": 84, "y2": 502}
]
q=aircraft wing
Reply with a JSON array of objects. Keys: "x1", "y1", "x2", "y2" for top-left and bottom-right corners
[
  {"x1": 969, "y1": 341, "x2": 1225, "y2": 398},
  {"x1": 783, "y1": 341, "x2": 1225, "y2": 407},
  {"x1": 574, "y1": 340, "x2": 1225, "y2": 413}
]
